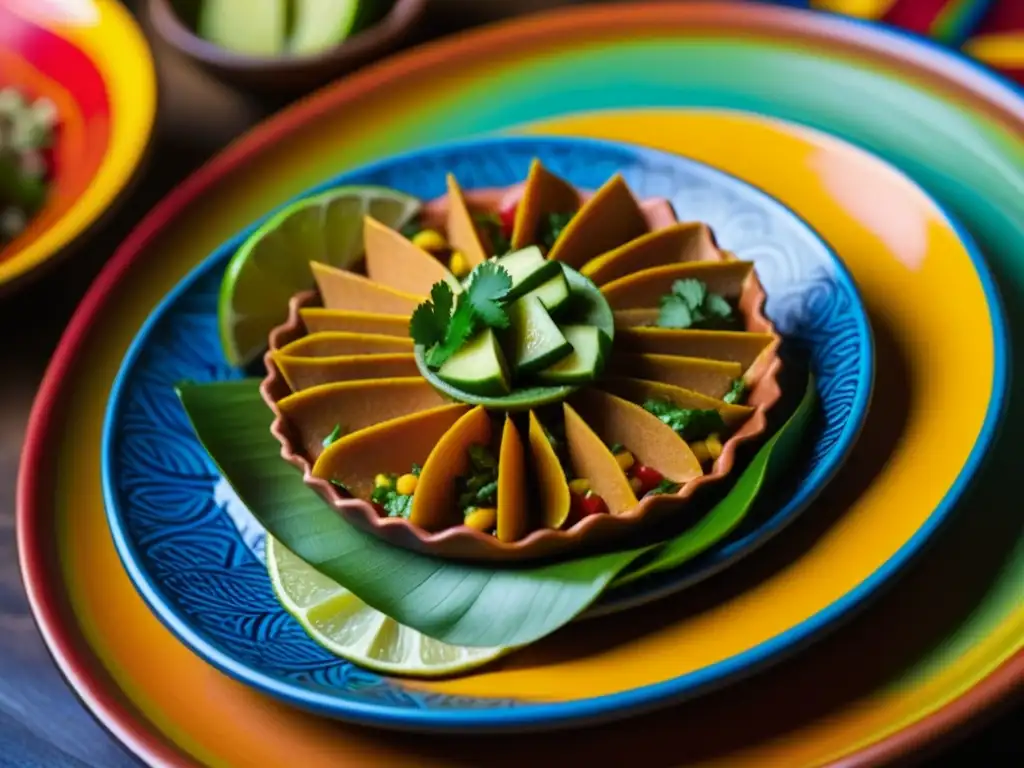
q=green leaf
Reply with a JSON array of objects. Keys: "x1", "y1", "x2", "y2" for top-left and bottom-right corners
[
  {"x1": 613, "y1": 373, "x2": 817, "y2": 587},
  {"x1": 409, "y1": 281, "x2": 454, "y2": 348},
  {"x1": 177, "y1": 380, "x2": 654, "y2": 648},
  {"x1": 704, "y1": 292, "x2": 733, "y2": 319},
  {"x1": 176, "y1": 373, "x2": 815, "y2": 648},
  {"x1": 657, "y1": 296, "x2": 693, "y2": 329},
  {"x1": 425, "y1": 299, "x2": 476, "y2": 368},
  {"x1": 643, "y1": 399, "x2": 727, "y2": 440},
  {"x1": 321, "y1": 424, "x2": 344, "y2": 448},
  {"x1": 672, "y1": 278, "x2": 706, "y2": 309},
  {"x1": 465, "y1": 262, "x2": 512, "y2": 329},
  {"x1": 723, "y1": 378, "x2": 748, "y2": 405}
]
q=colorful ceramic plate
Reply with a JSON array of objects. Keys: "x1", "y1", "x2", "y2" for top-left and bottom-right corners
[
  {"x1": 100, "y1": 136, "x2": 871, "y2": 728},
  {"x1": 17, "y1": 3, "x2": 1022, "y2": 764},
  {"x1": 0, "y1": 0, "x2": 155, "y2": 292}
]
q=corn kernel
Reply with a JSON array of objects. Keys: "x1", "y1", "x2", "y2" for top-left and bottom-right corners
[
  {"x1": 568, "y1": 478, "x2": 591, "y2": 495},
  {"x1": 690, "y1": 441, "x2": 711, "y2": 464},
  {"x1": 412, "y1": 228, "x2": 448, "y2": 252},
  {"x1": 464, "y1": 507, "x2": 497, "y2": 531},
  {"x1": 396, "y1": 473, "x2": 419, "y2": 495},
  {"x1": 374, "y1": 473, "x2": 392, "y2": 489},
  {"x1": 614, "y1": 450, "x2": 635, "y2": 473},
  {"x1": 629, "y1": 476, "x2": 644, "y2": 495},
  {"x1": 448, "y1": 250, "x2": 471, "y2": 278},
  {"x1": 705, "y1": 434, "x2": 723, "y2": 460}
]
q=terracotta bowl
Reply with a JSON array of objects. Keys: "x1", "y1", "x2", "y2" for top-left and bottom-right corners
[
  {"x1": 260, "y1": 184, "x2": 782, "y2": 562},
  {"x1": 147, "y1": 0, "x2": 429, "y2": 92}
]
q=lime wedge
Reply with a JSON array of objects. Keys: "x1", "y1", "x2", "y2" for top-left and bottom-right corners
[
  {"x1": 219, "y1": 186, "x2": 420, "y2": 367},
  {"x1": 267, "y1": 537, "x2": 510, "y2": 677}
]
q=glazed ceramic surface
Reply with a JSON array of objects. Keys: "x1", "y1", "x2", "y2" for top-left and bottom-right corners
[
  {"x1": 101, "y1": 136, "x2": 870, "y2": 728},
  {"x1": 0, "y1": 0, "x2": 155, "y2": 290},
  {"x1": 17, "y1": 3, "x2": 1022, "y2": 766}
]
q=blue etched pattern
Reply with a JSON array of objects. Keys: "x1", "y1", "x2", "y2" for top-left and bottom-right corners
[{"x1": 105, "y1": 138, "x2": 867, "y2": 714}]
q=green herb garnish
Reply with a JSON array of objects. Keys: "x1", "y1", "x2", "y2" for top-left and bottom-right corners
[
  {"x1": 608, "y1": 442, "x2": 624, "y2": 454},
  {"x1": 643, "y1": 398, "x2": 726, "y2": 441},
  {"x1": 539, "y1": 211, "x2": 574, "y2": 250},
  {"x1": 473, "y1": 212, "x2": 511, "y2": 256},
  {"x1": 723, "y1": 378, "x2": 748, "y2": 405},
  {"x1": 329, "y1": 479, "x2": 352, "y2": 494},
  {"x1": 456, "y1": 443, "x2": 499, "y2": 512},
  {"x1": 657, "y1": 278, "x2": 737, "y2": 330},
  {"x1": 410, "y1": 262, "x2": 513, "y2": 368},
  {"x1": 322, "y1": 424, "x2": 344, "y2": 448},
  {"x1": 645, "y1": 478, "x2": 681, "y2": 497},
  {"x1": 370, "y1": 473, "x2": 415, "y2": 518},
  {"x1": 400, "y1": 220, "x2": 422, "y2": 239}
]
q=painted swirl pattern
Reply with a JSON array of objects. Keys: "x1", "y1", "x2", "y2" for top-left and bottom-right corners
[{"x1": 104, "y1": 138, "x2": 870, "y2": 712}]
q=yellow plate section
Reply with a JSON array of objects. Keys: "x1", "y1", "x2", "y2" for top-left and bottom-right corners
[{"x1": 48, "y1": 111, "x2": 1000, "y2": 767}]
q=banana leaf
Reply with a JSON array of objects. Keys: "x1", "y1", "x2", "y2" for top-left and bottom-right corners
[{"x1": 176, "y1": 374, "x2": 814, "y2": 648}]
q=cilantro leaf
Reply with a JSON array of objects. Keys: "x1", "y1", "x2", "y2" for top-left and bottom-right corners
[
  {"x1": 655, "y1": 277, "x2": 737, "y2": 330},
  {"x1": 645, "y1": 478, "x2": 681, "y2": 497},
  {"x1": 540, "y1": 211, "x2": 574, "y2": 250},
  {"x1": 723, "y1": 378, "x2": 748, "y2": 405},
  {"x1": 473, "y1": 212, "x2": 511, "y2": 256},
  {"x1": 425, "y1": 299, "x2": 476, "y2": 367},
  {"x1": 658, "y1": 295, "x2": 693, "y2": 329},
  {"x1": 466, "y1": 262, "x2": 512, "y2": 329},
  {"x1": 672, "y1": 279, "x2": 706, "y2": 309},
  {"x1": 370, "y1": 473, "x2": 415, "y2": 518},
  {"x1": 322, "y1": 424, "x2": 344, "y2": 448},
  {"x1": 642, "y1": 398, "x2": 726, "y2": 440},
  {"x1": 704, "y1": 292, "x2": 733, "y2": 319},
  {"x1": 409, "y1": 280, "x2": 455, "y2": 348}
]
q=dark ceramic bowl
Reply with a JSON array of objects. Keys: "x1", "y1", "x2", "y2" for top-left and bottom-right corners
[{"x1": 147, "y1": 0, "x2": 428, "y2": 92}]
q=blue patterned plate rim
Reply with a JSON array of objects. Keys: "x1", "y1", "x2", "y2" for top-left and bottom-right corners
[{"x1": 100, "y1": 135, "x2": 884, "y2": 732}]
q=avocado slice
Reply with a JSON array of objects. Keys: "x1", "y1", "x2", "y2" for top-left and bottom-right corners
[
  {"x1": 495, "y1": 246, "x2": 562, "y2": 300},
  {"x1": 523, "y1": 268, "x2": 571, "y2": 314},
  {"x1": 535, "y1": 325, "x2": 606, "y2": 384},
  {"x1": 290, "y1": 0, "x2": 362, "y2": 55},
  {"x1": 505, "y1": 295, "x2": 572, "y2": 374},
  {"x1": 197, "y1": 0, "x2": 287, "y2": 56},
  {"x1": 437, "y1": 328, "x2": 511, "y2": 396}
]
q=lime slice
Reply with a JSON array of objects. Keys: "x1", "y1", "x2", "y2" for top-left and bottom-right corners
[
  {"x1": 267, "y1": 537, "x2": 510, "y2": 677},
  {"x1": 219, "y1": 186, "x2": 420, "y2": 367}
]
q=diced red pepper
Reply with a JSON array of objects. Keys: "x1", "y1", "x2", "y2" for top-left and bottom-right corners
[
  {"x1": 498, "y1": 201, "x2": 518, "y2": 238},
  {"x1": 632, "y1": 464, "x2": 664, "y2": 495},
  {"x1": 580, "y1": 491, "x2": 609, "y2": 517}
]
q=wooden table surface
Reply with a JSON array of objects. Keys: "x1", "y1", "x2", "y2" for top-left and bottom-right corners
[{"x1": 1, "y1": 1, "x2": 1021, "y2": 765}]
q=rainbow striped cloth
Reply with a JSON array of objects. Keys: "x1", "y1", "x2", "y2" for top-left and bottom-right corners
[{"x1": 784, "y1": 1, "x2": 1024, "y2": 83}]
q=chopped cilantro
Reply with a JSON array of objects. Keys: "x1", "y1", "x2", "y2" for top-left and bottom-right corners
[
  {"x1": 608, "y1": 442, "x2": 624, "y2": 454},
  {"x1": 330, "y1": 478, "x2": 352, "y2": 494},
  {"x1": 723, "y1": 378, "x2": 748, "y2": 405},
  {"x1": 657, "y1": 278, "x2": 737, "y2": 330},
  {"x1": 322, "y1": 424, "x2": 344, "y2": 448},
  {"x1": 643, "y1": 398, "x2": 726, "y2": 441},
  {"x1": 456, "y1": 443, "x2": 499, "y2": 512},
  {"x1": 473, "y1": 212, "x2": 511, "y2": 256},
  {"x1": 645, "y1": 478, "x2": 681, "y2": 497},
  {"x1": 411, "y1": 463, "x2": 423, "y2": 477},
  {"x1": 465, "y1": 261, "x2": 512, "y2": 329},
  {"x1": 411, "y1": 262, "x2": 514, "y2": 368},
  {"x1": 539, "y1": 211, "x2": 574, "y2": 250},
  {"x1": 370, "y1": 472, "x2": 415, "y2": 518}
]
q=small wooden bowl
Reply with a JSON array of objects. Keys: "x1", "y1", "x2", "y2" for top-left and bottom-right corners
[{"x1": 147, "y1": 0, "x2": 429, "y2": 92}]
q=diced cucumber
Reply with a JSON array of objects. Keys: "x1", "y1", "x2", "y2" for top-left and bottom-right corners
[
  {"x1": 504, "y1": 295, "x2": 572, "y2": 374},
  {"x1": 495, "y1": 246, "x2": 561, "y2": 299},
  {"x1": 523, "y1": 268, "x2": 571, "y2": 314},
  {"x1": 198, "y1": 0, "x2": 287, "y2": 56},
  {"x1": 534, "y1": 325, "x2": 606, "y2": 384},
  {"x1": 290, "y1": 0, "x2": 361, "y2": 55},
  {"x1": 437, "y1": 329, "x2": 510, "y2": 396}
]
